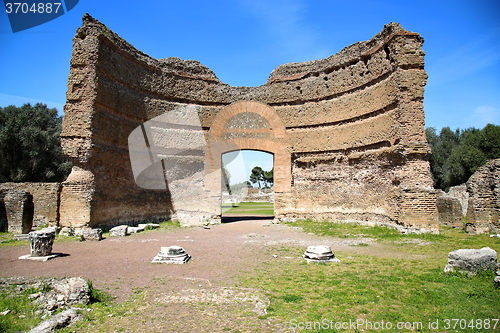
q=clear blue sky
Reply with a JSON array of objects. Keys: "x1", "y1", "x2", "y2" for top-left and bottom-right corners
[
  {"x1": 1, "y1": 0, "x2": 499, "y2": 183},
  {"x1": 223, "y1": 150, "x2": 274, "y2": 185}
]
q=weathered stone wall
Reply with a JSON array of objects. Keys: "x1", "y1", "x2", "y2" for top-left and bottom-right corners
[
  {"x1": 0, "y1": 189, "x2": 33, "y2": 234},
  {"x1": 436, "y1": 191, "x2": 463, "y2": 228},
  {"x1": 448, "y1": 184, "x2": 468, "y2": 216},
  {"x1": 60, "y1": 14, "x2": 436, "y2": 231},
  {"x1": 0, "y1": 194, "x2": 7, "y2": 232},
  {"x1": 466, "y1": 159, "x2": 500, "y2": 234},
  {"x1": 0, "y1": 183, "x2": 61, "y2": 228},
  {"x1": 398, "y1": 187, "x2": 439, "y2": 234}
]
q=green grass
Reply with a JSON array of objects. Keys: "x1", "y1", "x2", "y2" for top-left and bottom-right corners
[
  {"x1": 0, "y1": 285, "x2": 43, "y2": 332},
  {"x1": 238, "y1": 220, "x2": 500, "y2": 332},
  {"x1": 222, "y1": 202, "x2": 274, "y2": 215},
  {"x1": 0, "y1": 279, "x2": 113, "y2": 333}
]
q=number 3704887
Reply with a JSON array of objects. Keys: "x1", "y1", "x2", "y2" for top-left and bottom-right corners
[{"x1": 5, "y1": 3, "x2": 62, "y2": 14}]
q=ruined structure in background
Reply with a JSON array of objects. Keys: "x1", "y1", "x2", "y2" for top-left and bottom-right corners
[
  {"x1": 466, "y1": 159, "x2": 500, "y2": 234},
  {"x1": 436, "y1": 184, "x2": 468, "y2": 228},
  {"x1": 0, "y1": 183, "x2": 60, "y2": 229},
  {"x1": 58, "y1": 14, "x2": 437, "y2": 232},
  {"x1": 0, "y1": 188, "x2": 34, "y2": 234}
]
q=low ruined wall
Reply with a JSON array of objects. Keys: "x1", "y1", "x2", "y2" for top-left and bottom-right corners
[
  {"x1": 0, "y1": 183, "x2": 61, "y2": 228},
  {"x1": 59, "y1": 14, "x2": 436, "y2": 232},
  {"x1": 436, "y1": 191, "x2": 463, "y2": 228},
  {"x1": 0, "y1": 194, "x2": 7, "y2": 232},
  {"x1": 466, "y1": 159, "x2": 500, "y2": 234},
  {"x1": 0, "y1": 189, "x2": 33, "y2": 234},
  {"x1": 447, "y1": 184, "x2": 468, "y2": 216}
]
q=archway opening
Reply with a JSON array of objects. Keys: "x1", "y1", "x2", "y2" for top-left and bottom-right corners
[{"x1": 221, "y1": 150, "x2": 274, "y2": 222}]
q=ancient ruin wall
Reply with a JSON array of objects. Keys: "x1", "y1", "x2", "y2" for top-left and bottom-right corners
[
  {"x1": 60, "y1": 14, "x2": 436, "y2": 231},
  {"x1": 0, "y1": 189, "x2": 33, "y2": 234},
  {"x1": 466, "y1": 159, "x2": 500, "y2": 234},
  {"x1": 0, "y1": 183, "x2": 60, "y2": 228}
]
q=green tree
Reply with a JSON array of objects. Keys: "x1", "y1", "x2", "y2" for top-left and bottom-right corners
[
  {"x1": 0, "y1": 103, "x2": 72, "y2": 182},
  {"x1": 426, "y1": 123, "x2": 500, "y2": 191},
  {"x1": 249, "y1": 166, "x2": 264, "y2": 188},
  {"x1": 480, "y1": 123, "x2": 500, "y2": 159},
  {"x1": 444, "y1": 127, "x2": 486, "y2": 188},
  {"x1": 263, "y1": 168, "x2": 274, "y2": 188},
  {"x1": 426, "y1": 127, "x2": 459, "y2": 189},
  {"x1": 222, "y1": 165, "x2": 231, "y2": 194}
]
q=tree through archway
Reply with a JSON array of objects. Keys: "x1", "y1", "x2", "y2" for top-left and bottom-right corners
[{"x1": 221, "y1": 150, "x2": 274, "y2": 221}]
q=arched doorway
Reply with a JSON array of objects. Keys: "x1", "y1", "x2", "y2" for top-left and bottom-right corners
[
  {"x1": 221, "y1": 150, "x2": 274, "y2": 221},
  {"x1": 205, "y1": 101, "x2": 291, "y2": 220}
]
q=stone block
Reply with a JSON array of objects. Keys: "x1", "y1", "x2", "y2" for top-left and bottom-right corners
[
  {"x1": 28, "y1": 230, "x2": 56, "y2": 257},
  {"x1": 152, "y1": 246, "x2": 190, "y2": 264},
  {"x1": 81, "y1": 228, "x2": 102, "y2": 241},
  {"x1": 51, "y1": 277, "x2": 90, "y2": 305},
  {"x1": 59, "y1": 227, "x2": 74, "y2": 237},
  {"x1": 138, "y1": 223, "x2": 160, "y2": 229},
  {"x1": 127, "y1": 226, "x2": 145, "y2": 234},
  {"x1": 444, "y1": 247, "x2": 498, "y2": 275},
  {"x1": 109, "y1": 225, "x2": 128, "y2": 237},
  {"x1": 303, "y1": 245, "x2": 340, "y2": 263}
]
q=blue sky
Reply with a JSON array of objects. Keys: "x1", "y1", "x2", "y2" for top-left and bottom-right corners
[
  {"x1": 1, "y1": 0, "x2": 499, "y2": 184},
  {"x1": 223, "y1": 150, "x2": 274, "y2": 185}
]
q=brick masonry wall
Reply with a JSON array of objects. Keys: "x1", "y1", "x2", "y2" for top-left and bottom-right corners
[
  {"x1": 399, "y1": 187, "x2": 439, "y2": 234},
  {"x1": 0, "y1": 195, "x2": 7, "y2": 232},
  {"x1": 436, "y1": 191, "x2": 463, "y2": 228},
  {"x1": 0, "y1": 188, "x2": 34, "y2": 234},
  {"x1": 59, "y1": 15, "x2": 435, "y2": 231},
  {"x1": 0, "y1": 183, "x2": 60, "y2": 228},
  {"x1": 466, "y1": 159, "x2": 500, "y2": 234}
]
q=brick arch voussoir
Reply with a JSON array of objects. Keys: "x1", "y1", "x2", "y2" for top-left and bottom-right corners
[{"x1": 210, "y1": 101, "x2": 286, "y2": 139}]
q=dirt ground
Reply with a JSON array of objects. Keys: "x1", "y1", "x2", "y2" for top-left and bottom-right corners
[{"x1": 0, "y1": 217, "x2": 401, "y2": 332}]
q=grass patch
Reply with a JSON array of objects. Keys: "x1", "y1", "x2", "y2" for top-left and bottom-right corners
[
  {"x1": 239, "y1": 220, "x2": 500, "y2": 332},
  {"x1": 0, "y1": 279, "x2": 114, "y2": 333},
  {"x1": 0, "y1": 285, "x2": 42, "y2": 332},
  {"x1": 222, "y1": 202, "x2": 274, "y2": 215}
]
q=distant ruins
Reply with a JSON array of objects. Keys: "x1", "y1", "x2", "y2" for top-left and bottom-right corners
[{"x1": 51, "y1": 14, "x2": 439, "y2": 232}]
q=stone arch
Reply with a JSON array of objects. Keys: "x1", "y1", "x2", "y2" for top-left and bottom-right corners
[
  {"x1": 209, "y1": 101, "x2": 286, "y2": 139},
  {"x1": 205, "y1": 101, "x2": 291, "y2": 216}
]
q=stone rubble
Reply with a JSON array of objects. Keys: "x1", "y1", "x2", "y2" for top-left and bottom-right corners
[
  {"x1": 0, "y1": 277, "x2": 90, "y2": 331},
  {"x1": 74, "y1": 228, "x2": 103, "y2": 241},
  {"x1": 152, "y1": 246, "x2": 191, "y2": 264},
  {"x1": 109, "y1": 225, "x2": 128, "y2": 237},
  {"x1": 109, "y1": 223, "x2": 160, "y2": 236},
  {"x1": 303, "y1": 245, "x2": 341, "y2": 263},
  {"x1": 28, "y1": 308, "x2": 81, "y2": 333},
  {"x1": 444, "y1": 247, "x2": 498, "y2": 275}
]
